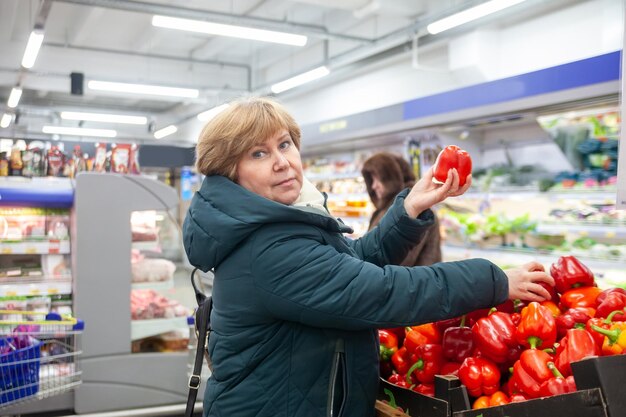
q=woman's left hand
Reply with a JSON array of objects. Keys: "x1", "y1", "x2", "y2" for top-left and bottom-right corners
[{"x1": 403, "y1": 167, "x2": 471, "y2": 218}]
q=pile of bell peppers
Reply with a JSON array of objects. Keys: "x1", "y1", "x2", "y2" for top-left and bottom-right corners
[{"x1": 378, "y1": 255, "x2": 626, "y2": 410}]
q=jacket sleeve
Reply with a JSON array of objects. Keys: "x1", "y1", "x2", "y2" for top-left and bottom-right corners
[
  {"x1": 250, "y1": 227, "x2": 508, "y2": 331},
  {"x1": 347, "y1": 189, "x2": 435, "y2": 267}
]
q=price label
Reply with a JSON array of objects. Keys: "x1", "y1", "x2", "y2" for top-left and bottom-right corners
[
  {"x1": 578, "y1": 231, "x2": 589, "y2": 237},
  {"x1": 48, "y1": 288, "x2": 59, "y2": 295},
  {"x1": 25, "y1": 247, "x2": 37, "y2": 254},
  {"x1": 6, "y1": 291, "x2": 17, "y2": 297},
  {"x1": 2, "y1": 248, "x2": 12, "y2": 254},
  {"x1": 605, "y1": 231, "x2": 617, "y2": 238},
  {"x1": 29, "y1": 289, "x2": 40, "y2": 295},
  {"x1": 49, "y1": 240, "x2": 60, "y2": 254}
]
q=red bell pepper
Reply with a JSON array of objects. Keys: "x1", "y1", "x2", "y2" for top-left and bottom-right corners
[
  {"x1": 540, "y1": 282, "x2": 560, "y2": 303},
  {"x1": 556, "y1": 307, "x2": 593, "y2": 339},
  {"x1": 541, "y1": 300, "x2": 562, "y2": 317},
  {"x1": 509, "y1": 393, "x2": 529, "y2": 403},
  {"x1": 516, "y1": 302, "x2": 557, "y2": 349},
  {"x1": 458, "y1": 357, "x2": 501, "y2": 397},
  {"x1": 405, "y1": 344, "x2": 444, "y2": 385},
  {"x1": 378, "y1": 329, "x2": 398, "y2": 362},
  {"x1": 472, "y1": 309, "x2": 520, "y2": 364},
  {"x1": 550, "y1": 256, "x2": 596, "y2": 294},
  {"x1": 539, "y1": 362, "x2": 576, "y2": 397},
  {"x1": 554, "y1": 328, "x2": 599, "y2": 377},
  {"x1": 391, "y1": 347, "x2": 411, "y2": 375},
  {"x1": 442, "y1": 315, "x2": 474, "y2": 363},
  {"x1": 412, "y1": 383, "x2": 435, "y2": 397},
  {"x1": 510, "y1": 349, "x2": 554, "y2": 399},
  {"x1": 403, "y1": 327, "x2": 428, "y2": 353},
  {"x1": 559, "y1": 287, "x2": 602, "y2": 310},
  {"x1": 435, "y1": 317, "x2": 462, "y2": 333},
  {"x1": 596, "y1": 290, "x2": 626, "y2": 321},
  {"x1": 382, "y1": 327, "x2": 405, "y2": 346},
  {"x1": 590, "y1": 321, "x2": 626, "y2": 355},
  {"x1": 387, "y1": 373, "x2": 409, "y2": 388},
  {"x1": 432, "y1": 145, "x2": 472, "y2": 186},
  {"x1": 440, "y1": 361, "x2": 461, "y2": 377}
]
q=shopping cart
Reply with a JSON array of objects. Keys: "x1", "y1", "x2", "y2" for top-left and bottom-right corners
[{"x1": 0, "y1": 310, "x2": 84, "y2": 409}]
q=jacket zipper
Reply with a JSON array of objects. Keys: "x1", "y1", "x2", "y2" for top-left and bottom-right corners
[{"x1": 327, "y1": 339, "x2": 347, "y2": 417}]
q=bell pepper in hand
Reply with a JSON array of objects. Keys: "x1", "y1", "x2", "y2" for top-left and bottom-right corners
[
  {"x1": 550, "y1": 256, "x2": 595, "y2": 294},
  {"x1": 378, "y1": 329, "x2": 398, "y2": 361},
  {"x1": 511, "y1": 349, "x2": 554, "y2": 398},
  {"x1": 443, "y1": 315, "x2": 474, "y2": 363},
  {"x1": 539, "y1": 362, "x2": 576, "y2": 397},
  {"x1": 556, "y1": 307, "x2": 593, "y2": 339},
  {"x1": 432, "y1": 145, "x2": 472, "y2": 186},
  {"x1": 458, "y1": 357, "x2": 501, "y2": 397},
  {"x1": 472, "y1": 391, "x2": 510, "y2": 409},
  {"x1": 516, "y1": 302, "x2": 557, "y2": 349},
  {"x1": 554, "y1": 328, "x2": 599, "y2": 377},
  {"x1": 596, "y1": 289, "x2": 626, "y2": 321},
  {"x1": 406, "y1": 344, "x2": 444, "y2": 385},
  {"x1": 590, "y1": 321, "x2": 626, "y2": 355},
  {"x1": 559, "y1": 287, "x2": 602, "y2": 310},
  {"x1": 472, "y1": 309, "x2": 520, "y2": 364}
]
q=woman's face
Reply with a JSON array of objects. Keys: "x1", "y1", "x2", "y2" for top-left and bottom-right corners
[
  {"x1": 236, "y1": 129, "x2": 303, "y2": 205},
  {"x1": 370, "y1": 174, "x2": 387, "y2": 201}
]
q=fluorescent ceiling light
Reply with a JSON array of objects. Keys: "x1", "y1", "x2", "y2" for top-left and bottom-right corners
[
  {"x1": 21, "y1": 30, "x2": 44, "y2": 69},
  {"x1": 197, "y1": 103, "x2": 230, "y2": 122},
  {"x1": 154, "y1": 125, "x2": 177, "y2": 139},
  {"x1": 61, "y1": 111, "x2": 148, "y2": 125},
  {"x1": 271, "y1": 66, "x2": 330, "y2": 94},
  {"x1": 7, "y1": 88, "x2": 22, "y2": 108},
  {"x1": 152, "y1": 15, "x2": 307, "y2": 46},
  {"x1": 88, "y1": 80, "x2": 199, "y2": 98},
  {"x1": 427, "y1": 0, "x2": 528, "y2": 35},
  {"x1": 42, "y1": 126, "x2": 117, "y2": 138},
  {"x1": 0, "y1": 114, "x2": 11, "y2": 128}
]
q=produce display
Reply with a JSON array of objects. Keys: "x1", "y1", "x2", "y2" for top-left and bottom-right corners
[{"x1": 378, "y1": 255, "x2": 626, "y2": 410}]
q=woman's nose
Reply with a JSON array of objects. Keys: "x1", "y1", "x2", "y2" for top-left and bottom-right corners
[{"x1": 274, "y1": 151, "x2": 289, "y2": 169}]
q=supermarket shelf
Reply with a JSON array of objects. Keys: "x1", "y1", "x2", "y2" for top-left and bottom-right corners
[
  {"x1": 131, "y1": 317, "x2": 189, "y2": 341},
  {"x1": 0, "y1": 177, "x2": 74, "y2": 208},
  {"x1": 131, "y1": 280, "x2": 174, "y2": 291},
  {"x1": 132, "y1": 241, "x2": 161, "y2": 251},
  {"x1": 441, "y1": 244, "x2": 624, "y2": 274},
  {"x1": 326, "y1": 192, "x2": 369, "y2": 201},
  {"x1": 459, "y1": 190, "x2": 617, "y2": 203},
  {"x1": 306, "y1": 172, "x2": 362, "y2": 181},
  {"x1": 0, "y1": 277, "x2": 72, "y2": 297},
  {"x1": 0, "y1": 239, "x2": 70, "y2": 255},
  {"x1": 536, "y1": 223, "x2": 626, "y2": 238}
]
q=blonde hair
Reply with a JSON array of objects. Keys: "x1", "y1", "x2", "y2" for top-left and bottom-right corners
[{"x1": 195, "y1": 97, "x2": 301, "y2": 180}]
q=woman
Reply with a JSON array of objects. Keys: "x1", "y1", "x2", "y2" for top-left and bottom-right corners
[
  {"x1": 183, "y1": 97, "x2": 553, "y2": 417},
  {"x1": 362, "y1": 152, "x2": 442, "y2": 266}
]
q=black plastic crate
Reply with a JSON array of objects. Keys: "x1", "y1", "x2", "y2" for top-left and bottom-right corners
[{"x1": 378, "y1": 378, "x2": 449, "y2": 417}]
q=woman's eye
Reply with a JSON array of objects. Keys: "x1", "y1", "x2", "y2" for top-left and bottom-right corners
[
  {"x1": 279, "y1": 140, "x2": 291, "y2": 150},
  {"x1": 252, "y1": 150, "x2": 266, "y2": 158}
]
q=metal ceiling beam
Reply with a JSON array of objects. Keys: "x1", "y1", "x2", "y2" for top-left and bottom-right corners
[{"x1": 52, "y1": 0, "x2": 375, "y2": 44}]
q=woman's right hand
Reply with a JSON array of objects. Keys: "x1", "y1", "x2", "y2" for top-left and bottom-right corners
[
  {"x1": 504, "y1": 262, "x2": 555, "y2": 302},
  {"x1": 403, "y1": 167, "x2": 471, "y2": 217}
]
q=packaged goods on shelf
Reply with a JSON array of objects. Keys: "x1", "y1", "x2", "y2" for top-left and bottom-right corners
[
  {"x1": 131, "y1": 258, "x2": 176, "y2": 283},
  {"x1": 130, "y1": 289, "x2": 189, "y2": 320}
]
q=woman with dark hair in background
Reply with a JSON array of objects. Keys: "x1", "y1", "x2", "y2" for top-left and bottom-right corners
[{"x1": 362, "y1": 152, "x2": 442, "y2": 266}]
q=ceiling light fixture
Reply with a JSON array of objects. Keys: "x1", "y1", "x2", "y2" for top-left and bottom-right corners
[
  {"x1": 154, "y1": 125, "x2": 177, "y2": 139},
  {"x1": 0, "y1": 114, "x2": 11, "y2": 129},
  {"x1": 88, "y1": 80, "x2": 199, "y2": 98},
  {"x1": 42, "y1": 126, "x2": 117, "y2": 138},
  {"x1": 61, "y1": 111, "x2": 148, "y2": 125},
  {"x1": 152, "y1": 15, "x2": 307, "y2": 47},
  {"x1": 197, "y1": 103, "x2": 230, "y2": 122},
  {"x1": 427, "y1": 0, "x2": 528, "y2": 35},
  {"x1": 21, "y1": 30, "x2": 45, "y2": 69},
  {"x1": 271, "y1": 66, "x2": 330, "y2": 94},
  {"x1": 7, "y1": 87, "x2": 23, "y2": 108}
]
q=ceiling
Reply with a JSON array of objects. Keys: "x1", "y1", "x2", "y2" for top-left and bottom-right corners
[{"x1": 0, "y1": 0, "x2": 585, "y2": 146}]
